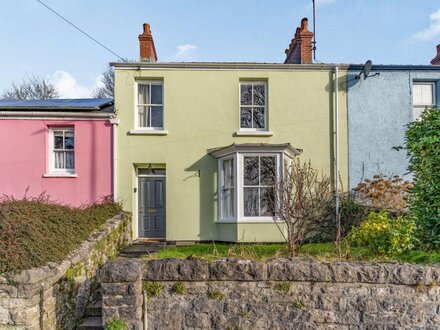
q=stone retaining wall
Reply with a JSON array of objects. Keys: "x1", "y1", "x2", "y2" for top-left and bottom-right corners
[
  {"x1": 98, "y1": 257, "x2": 440, "y2": 329},
  {"x1": 0, "y1": 213, "x2": 131, "y2": 329}
]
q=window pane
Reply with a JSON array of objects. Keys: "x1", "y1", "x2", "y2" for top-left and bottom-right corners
[
  {"x1": 421, "y1": 84, "x2": 433, "y2": 105},
  {"x1": 240, "y1": 84, "x2": 252, "y2": 105},
  {"x1": 66, "y1": 151, "x2": 74, "y2": 169},
  {"x1": 253, "y1": 84, "x2": 265, "y2": 105},
  {"x1": 412, "y1": 84, "x2": 422, "y2": 105},
  {"x1": 260, "y1": 187, "x2": 274, "y2": 216},
  {"x1": 54, "y1": 132, "x2": 63, "y2": 149},
  {"x1": 138, "y1": 84, "x2": 149, "y2": 104},
  {"x1": 253, "y1": 107, "x2": 265, "y2": 129},
  {"x1": 151, "y1": 84, "x2": 163, "y2": 104},
  {"x1": 151, "y1": 106, "x2": 163, "y2": 128},
  {"x1": 222, "y1": 188, "x2": 234, "y2": 218},
  {"x1": 223, "y1": 158, "x2": 234, "y2": 188},
  {"x1": 55, "y1": 151, "x2": 64, "y2": 169},
  {"x1": 260, "y1": 157, "x2": 276, "y2": 185},
  {"x1": 65, "y1": 132, "x2": 74, "y2": 150},
  {"x1": 138, "y1": 106, "x2": 148, "y2": 127},
  {"x1": 243, "y1": 187, "x2": 259, "y2": 216},
  {"x1": 240, "y1": 107, "x2": 252, "y2": 128},
  {"x1": 243, "y1": 157, "x2": 259, "y2": 185}
]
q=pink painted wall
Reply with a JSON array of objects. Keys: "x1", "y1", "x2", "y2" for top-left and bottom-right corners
[{"x1": 0, "y1": 119, "x2": 112, "y2": 206}]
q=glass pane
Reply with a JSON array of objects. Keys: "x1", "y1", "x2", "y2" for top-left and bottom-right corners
[
  {"x1": 138, "y1": 84, "x2": 149, "y2": 104},
  {"x1": 260, "y1": 187, "x2": 274, "y2": 216},
  {"x1": 240, "y1": 107, "x2": 252, "y2": 128},
  {"x1": 65, "y1": 132, "x2": 74, "y2": 149},
  {"x1": 412, "y1": 84, "x2": 422, "y2": 106},
  {"x1": 260, "y1": 157, "x2": 276, "y2": 185},
  {"x1": 151, "y1": 84, "x2": 163, "y2": 104},
  {"x1": 243, "y1": 187, "x2": 259, "y2": 216},
  {"x1": 54, "y1": 132, "x2": 63, "y2": 149},
  {"x1": 66, "y1": 151, "x2": 74, "y2": 169},
  {"x1": 421, "y1": 84, "x2": 433, "y2": 105},
  {"x1": 151, "y1": 106, "x2": 163, "y2": 128},
  {"x1": 240, "y1": 84, "x2": 252, "y2": 105},
  {"x1": 253, "y1": 107, "x2": 265, "y2": 129},
  {"x1": 138, "y1": 106, "x2": 148, "y2": 127},
  {"x1": 253, "y1": 84, "x2": 265, "y2": 105},
  {"x1": 223, "y1": 158, "x2": 233, "y2": 188},
  {"x1": 222, "y1": 188, "x2": 234, "y2": 218},
  {"x1": 55, "y1": 151, "x2": 64, "y2": 169},
  {"x1": 243, "y1": 157, "x2": 259, "y2": 185}
]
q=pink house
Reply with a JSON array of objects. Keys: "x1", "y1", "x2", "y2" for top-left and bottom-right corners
[{"x1": 0, "y1": 99, "x2": 115, "y2": 206}]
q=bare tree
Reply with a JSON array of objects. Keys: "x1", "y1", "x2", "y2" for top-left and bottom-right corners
[
  {"x1": 93, "y1": 65, "x2": 114, "y2": 98},
  {"x1": 267, "y1": 159, "x2": 333, "y2": 257},
  {"x1": 2, "y1": 75, "x2": 59, "y2": 100}
]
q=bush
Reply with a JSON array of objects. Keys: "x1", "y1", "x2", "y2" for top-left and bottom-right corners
[
  {"x1": 405, "y1": 107, "x2": 440, "y2": 249},
  {"x1": 347, "y1": 210, "x2": 416, "y2": 256},
  {"x1": 105, "y1": 319, "x2": 128, "y2": 330}
]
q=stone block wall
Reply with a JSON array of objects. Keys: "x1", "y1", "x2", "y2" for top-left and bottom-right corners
[
  {"x1": 0, "y1": 213, "x2": 132, "y2": 329},
  {"x1": 99, "y1": 258, "x2": 440, "y2": 329}
]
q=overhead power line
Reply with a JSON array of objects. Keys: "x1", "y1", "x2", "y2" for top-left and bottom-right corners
[{"x1": 36, "y1": 0, "x2": 126, "y2": 62}]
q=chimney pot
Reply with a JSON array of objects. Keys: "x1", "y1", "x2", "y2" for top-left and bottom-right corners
[{"x1": 138, "y1": 23, "x2": 157, "y2": 63}]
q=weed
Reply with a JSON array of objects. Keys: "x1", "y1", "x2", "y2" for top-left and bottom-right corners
[
  {"x1": 105, "y1": 318, "x2": 128, "y2": 330},
  {"x1": 143, "y1": 281, "x2": 164, "y2": 297},
  {"x1": 293, "y1": 299, "x2": 305, "y2": 309},
  {"x1": 208, "y1": 290, "x2": 225, "y2": 301},
  {"x1": 273, "y1": 282, "x2": 291, "y2": 293},
  {"x1": 171, "y1": 281, "x2": 185, "y2": 295}
]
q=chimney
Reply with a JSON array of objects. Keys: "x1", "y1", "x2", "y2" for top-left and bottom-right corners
[
  {"x1": 138, "y1": 23, "x2": 157, "y2": 62},
  {"x1": 284, "y1": 18, "x2": 314, "y2": 64},
  {"x1": 431, "y1": 44, "x2": 440, "y2": 65}
]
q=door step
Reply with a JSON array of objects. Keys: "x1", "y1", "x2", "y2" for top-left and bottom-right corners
[
  {"x1": 120, "y1": 241, "x2": 167, "y2": 257},
  {"x1": 76, "y1": 316, "x2": 103, "y2": 330}
]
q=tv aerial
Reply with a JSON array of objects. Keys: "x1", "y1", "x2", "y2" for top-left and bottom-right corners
[{"x1": 356, "y1": 60, "x2": 379, "y2": 79}]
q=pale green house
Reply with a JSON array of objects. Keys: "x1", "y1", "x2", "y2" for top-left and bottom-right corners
[{"x1": 112, "y1": 22, "x2": 348, "y2": 243}]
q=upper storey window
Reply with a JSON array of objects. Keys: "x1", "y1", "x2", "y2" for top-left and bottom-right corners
[
  {"x1": 240, "y1": 82, "x2": 267, "y2": 130},
  {"x1": 136, "y1": 82, "x2": 163, "y2": 129},
  {"x1": 413, "y1": 82, "x2": 435, "y2": 120}
]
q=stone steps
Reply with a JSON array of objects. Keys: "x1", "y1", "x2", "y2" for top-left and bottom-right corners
[
  {"x1": 76, "y1": 316, "x2": 103, "y2": 330},
  {"x1": 76, "y1": 285, "x2": 103, "y2": 330},
  {"x1": 120, "y1": 241, "x2": 167, "y2": 257},
  {"x1": 85, "y1": 300, "x2": 102, "y2": 317}
]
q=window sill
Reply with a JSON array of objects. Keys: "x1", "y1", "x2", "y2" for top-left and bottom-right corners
[
  {"x1": 128, "y1": 129, "x2": 168, "y2": 135},
  {"x1": 234, "y1": 130, "x2": 273, "y2": 137},
  {"x1": 217, "y1": 219, "x2": 284, "y2": 224},
  {"x1": 43, "y1": 173, "x2": 77, "y2": 178}
]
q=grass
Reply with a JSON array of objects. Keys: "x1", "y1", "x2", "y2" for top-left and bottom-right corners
[
  {"x1": 146, "y1": 242, "x2": 440, "y2": 265},
  {"x1": 0, "y1": 194, "x2": 122, "y2": 275}
]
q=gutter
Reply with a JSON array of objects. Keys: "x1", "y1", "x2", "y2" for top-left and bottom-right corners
[
  {"x1": 334, "y1": 66, "x2": 341, "y2": 244},
  {"x1": 109, "y1": 118, "x2": 120, "y2": 202},
  {"x1": 0, "y1": 111, "x2": 114, "y2": 119}
]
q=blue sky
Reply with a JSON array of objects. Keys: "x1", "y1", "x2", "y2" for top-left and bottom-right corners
[{"x1": 1, "y1": 0, "x2": 439, "y2": 97}]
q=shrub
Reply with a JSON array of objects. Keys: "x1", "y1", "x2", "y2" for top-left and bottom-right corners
[
  {"x1": 353, "y1": 174, "x2": 412, "y2": 211},
  {"x1": 347, "y1": 210, "x2": 416, "y2": 256},
  {"x1": 405, "y1": 107, "x2": 440, "y2": 249}
]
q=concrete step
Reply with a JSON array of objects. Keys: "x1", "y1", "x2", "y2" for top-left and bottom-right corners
[
  {"x1": 120, "y1": 242, "x2": 167, "y2": 256},
  {"x1": 76, "y1": 316, "x2": 103, "y2": 330},
  {"x1": 85, "y1": 300, "x2": 102, "y2": 317}
]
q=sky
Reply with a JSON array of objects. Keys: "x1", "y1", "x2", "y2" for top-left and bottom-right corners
[{"x1": 0, "y1": 0, "x2": 439, "y2": 98}]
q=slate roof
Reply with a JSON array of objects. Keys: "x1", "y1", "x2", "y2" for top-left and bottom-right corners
[{"x1": 0, "y1": 98, "x2": 114, "y2": 112}]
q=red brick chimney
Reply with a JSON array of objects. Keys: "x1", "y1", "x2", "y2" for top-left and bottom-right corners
[
  {"x1": 284, "y1": 18, "x2": 314, "y2": 64},
  {"x1": 138, "y1": 23, "x2": 157, "y2": 62},
  {"x1": 431, "y1": 44, "x2": 440, "y2": 65}
]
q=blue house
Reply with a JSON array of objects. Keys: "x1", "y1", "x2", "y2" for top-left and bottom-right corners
[{"x1": 347, "y1": 63, "x2": 440, "y2": 189}]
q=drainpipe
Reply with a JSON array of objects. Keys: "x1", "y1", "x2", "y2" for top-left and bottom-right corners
[
  {"x1": 334, "y1": 66, "x2": 341, "y2": 243},
  {"x1": 109, "y1": 117, "x2": 119, "y2": 201}
]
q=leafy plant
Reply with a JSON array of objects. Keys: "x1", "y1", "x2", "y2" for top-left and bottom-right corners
[
  {"x1": 293, "y1": 300, "x2": 305, "y2": 309},
  {"x1": 273, "y1": 282, "x2": 291, "y2": 293},
  {"x1": 405, "y1": 107, "x2": 440, "y2": 249},
  {"x1": 347, "y1": 210, "x2": 416, "y2": 256},
  {"x1": 105, "y1": 319, "x2": 128, "y2": 330},
  {"x1": 171, "y1": 281, "x2": 185, "y2": 295}
]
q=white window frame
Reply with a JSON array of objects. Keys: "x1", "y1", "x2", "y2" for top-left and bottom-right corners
[
  {"x1": 217, "y1": 152, "x2": 282, "y2": 223},
  {"x1": 134, "y1": 80, "x2": 164, "y2": 130},
  {"x1": 412, "y1": 82, "x2": 435, "y2": 120},
  {"x1": 239, "y1": 81, "x2": 268, "y2": 132},
  {"x1": 48, "y1": 127, "x2": 75, "y2": 175}
]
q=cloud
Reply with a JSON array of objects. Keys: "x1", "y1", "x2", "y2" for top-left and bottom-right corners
[
  {"x1": 51, "y1": 71, "x2": 102, "y2": 98},
  {"x1": 175, "y1": 44, "x2": 197, "y2": 61},
  {"x1": 411, "y1": 9, "x2": 440, "y2": 42}
]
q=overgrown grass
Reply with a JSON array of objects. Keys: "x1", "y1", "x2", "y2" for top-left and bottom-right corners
[
  {"x1": 147, "y1": 242, "x2": 440, "y2": 265},
  {"x1": 0, "y1": 194, "x2": 122, "y2": 275}
]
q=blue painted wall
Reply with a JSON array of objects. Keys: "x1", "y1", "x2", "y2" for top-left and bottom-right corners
[{"x1": 347, "y1": 66, "x2": 440, "y2": 189}]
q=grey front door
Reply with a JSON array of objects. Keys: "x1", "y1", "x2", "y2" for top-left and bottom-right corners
[{"x1": 138, "y1": 176, "x2": 166, "y2": 238}]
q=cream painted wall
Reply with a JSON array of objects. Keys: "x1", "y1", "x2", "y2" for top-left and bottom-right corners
[{"x1": 114, "y1": 65, "x2": 348, "y2": 242}]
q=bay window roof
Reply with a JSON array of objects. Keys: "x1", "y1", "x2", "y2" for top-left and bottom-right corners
[{"x1": 208, "y1": 143, "x2": 302, "y2": 159}]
